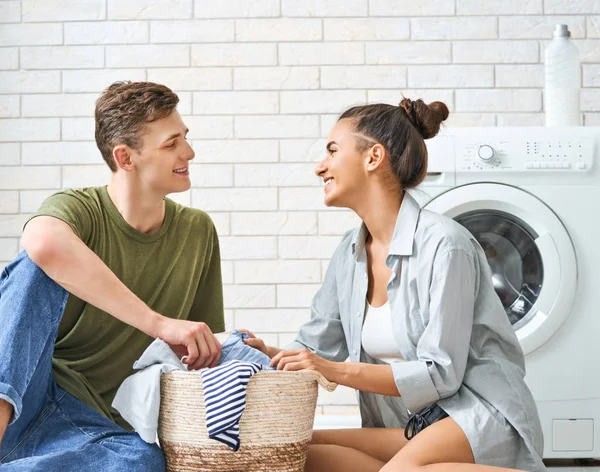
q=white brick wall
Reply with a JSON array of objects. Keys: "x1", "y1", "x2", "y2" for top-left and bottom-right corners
[{"x1": 1, "y1": 0, "x2": 599, "y2": 412}]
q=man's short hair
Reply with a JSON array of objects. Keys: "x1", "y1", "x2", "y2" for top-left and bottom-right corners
[{"x1": 95, "y1": 81, "x2": 179, "y2": 172}]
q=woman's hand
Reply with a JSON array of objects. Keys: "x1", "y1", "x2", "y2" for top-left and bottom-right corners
[
  {"x1": 237, "y1": 328, "x2": 268, "y2": 355},
  {"x1": 270, "y1": 348, "x2": 336, "y2": 380}
]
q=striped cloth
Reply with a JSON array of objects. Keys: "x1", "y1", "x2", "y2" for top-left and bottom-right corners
[{"x1": 200, "y1": 360, "x2": 263, "y2": 451}]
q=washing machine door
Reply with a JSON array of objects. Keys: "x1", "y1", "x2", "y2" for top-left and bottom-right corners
[{"x1": 424, "y1": 182, "x2": 577, "y2": 355}]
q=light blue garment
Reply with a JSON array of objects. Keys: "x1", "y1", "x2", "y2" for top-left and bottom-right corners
[
  {"x1": 219, "y1": 330, "x2": 273, "y2": 369},
  {"x1": 0, "y1": 252, "x2": 165, "y2": 471},
  {"x1": 201, "y1": 360, "x2": 263, "y2": 451},
  {"x1": 285, "y1": 192, "x2": 545, "y2": 471}
]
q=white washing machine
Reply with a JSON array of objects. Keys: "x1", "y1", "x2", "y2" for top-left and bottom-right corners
[{"x1": 419, "y1": 126, "x2": 600, "y2": 459}]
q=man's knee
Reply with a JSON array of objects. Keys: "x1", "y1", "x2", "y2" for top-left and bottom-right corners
[{"x1": 102, "y1": 434, "x2": 165, "y2": 472}]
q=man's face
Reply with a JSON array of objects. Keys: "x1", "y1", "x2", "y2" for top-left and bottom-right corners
[{"x1": 130, "y1": 110, "x2": 195, "y2": 197}]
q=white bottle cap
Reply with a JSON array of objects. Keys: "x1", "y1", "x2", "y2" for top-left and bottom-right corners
[{"x1": 553, "y1": 24, "x2": 571, "y2": 38}]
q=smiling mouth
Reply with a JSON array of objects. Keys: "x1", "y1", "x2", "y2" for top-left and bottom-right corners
[
  {"x1": 173, "y1": 167, "x2": 188, "y2": 174},
  {"x1": 324, "y1": 178, "x2": 334, "y2": 187}
]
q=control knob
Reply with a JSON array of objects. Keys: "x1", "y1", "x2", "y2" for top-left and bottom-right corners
[{"x1": 477, "y1": 144, "x2": 495, "y2": 163}]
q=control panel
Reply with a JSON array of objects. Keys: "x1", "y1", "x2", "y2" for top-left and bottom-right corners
[{"x1": 454, "y1": 136, "x2": 594, "y2": 172}]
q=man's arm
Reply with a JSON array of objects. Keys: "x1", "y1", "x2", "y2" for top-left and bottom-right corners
[{"x1": 21, "y1": 216, "x2": 221, "y2": 370}]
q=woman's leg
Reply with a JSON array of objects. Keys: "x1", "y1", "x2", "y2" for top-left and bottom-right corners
[
  {"x1": 304, "y1": 427, "x2": 409, "y2": 472},
  {"x1": 380, "y1": 417, "x2": 523, "y2": 472}
]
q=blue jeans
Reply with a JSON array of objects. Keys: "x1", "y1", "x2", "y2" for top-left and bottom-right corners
[{"x1": 0, "y1": 252, "x2": 165, "y2": 471}]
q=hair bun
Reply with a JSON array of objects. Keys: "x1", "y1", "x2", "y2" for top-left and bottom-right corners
[{"x1": 399, "y1": 97, "x2": 449, "y2": 140}]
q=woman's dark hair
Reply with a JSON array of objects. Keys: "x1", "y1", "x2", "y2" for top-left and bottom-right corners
[{"x1": 339, "y1": 97, "x2": 449, "y2": 189}]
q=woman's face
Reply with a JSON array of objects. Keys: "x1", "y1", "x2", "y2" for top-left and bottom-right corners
[{"x1": 315, "y1": 118, "x2": 370, "y2": 209}]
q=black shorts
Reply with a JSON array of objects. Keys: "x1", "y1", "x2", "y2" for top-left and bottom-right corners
[{"x1": 404, "y1": 403, "x2": 449, "y2": 440}]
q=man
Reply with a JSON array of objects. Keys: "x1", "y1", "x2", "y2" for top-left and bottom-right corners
[{"x1": 0, "y1": 81, "x2": 225, "y2": 470}]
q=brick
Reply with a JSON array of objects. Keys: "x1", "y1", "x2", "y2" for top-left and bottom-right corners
[
  {"x1": 234, "y1": 308, "x2": 310, "y2": 332},
  {"x1": 108, "y1": 0, "x2": 192, "y2": 19},
  {"x1": 583, "y1": 65, "x2": 600, "y2": 87},
  {"x1": 584, "y1": 113, "x2": 600, "y2": 125},
  {"x1": 282, "y1": 0, "x2": 367, "y2": 16},
  {"x1": 409, "y1": 65, "x2": 493, "y2": 88},
  {"x1": 320, "y1": 114, "x2": 339, "y2": 137},
  {"x1": 321, "y1": 66, "x2": 406, "y2": 89},
  {"x1": 147, "y1": 68, "x2": 230, "y2": 91},
  {"x1": 0, "y1": 96, "x2": 19, "y2": 118},
  {"x1": 220, "y1": 236, "x2": 277, "y2": 260},
  {"x1": 279, "y1": 235, "x2": 341, "y2": 259},
  {"x1": 191, "y1": 188, "x2": 277, "y2": 211},
  {"x1": 194, "y1": 0, "x2": 280, "y2": 18},
  {"x1": 0, "y1": 71, "x2": 60, "y2": 94},
  {"x1": 193, "y1": 91, "x2": 278, "y2": 115},
  {"x1": 223, "y1": 284, "x2": 276, "y2": 309},
  {"x1": 191, "y1": 139, "x2": 278, "y2": 163},
  {"x1": 22, "y1": 0, "x2": 105, "y2": 21},
  {"x1": 0, "y1": 143, "x2": 20, "y2": 165},
  {"x1": 236, "y1": 19, "x2": 322, "y2": 42},
  {"x1": 0, "y1": 118, "x2": 60, "y2": 142},
  {"x1": 22, "y1": 94, "x2": 96, "y2": 117},
  {"x1": 235, "y1": 163, "x2": 318, "y2": 187},
  {"x1": 20, "y1": 189, "x2": 58, "y2": 213},
  {"x1": 453, "y1": 40, "x2": 538, "y2": 63},
  {"x1": 0, "y1": 215, "x2": 29, "y2": 237},
  {"x1": 231, "y1": 212, "x2": 318, "y2": 235},
  {"x1": 279, "y1": 43, "x2": 364, "y2": 66},
  {"x1": 235, "y1": 115, "x2": 320, "y2": 139},
  {"x1": 0, "y1": 24, "x2": 62, "y2": 46},
  {"x1": 0, "y1": 166, "x2": 61, "y2": 190},
  {"x1": 0, "y1": 48, "x2": 18, "y2": 70},
  {"x1": 62, "y1": 165, "x2": 112, "y2": 187},
  {"x1": 0, "y1": 191, "x2": 19, "y2": 213},
  {"x1": 370, "y1": 0, "x2": 454, "y2": 16},
  {"x1": 499, "y1": 16, "x2": 585, "y2": 39},
  {"x1": 366, "y1": 42, "x2": 451, "y2": 65},
  {"x1": 62, "y1": 118, "x2": 95, "y2": 141},
  {"x1": 236, "y1": 260, "x2": 321, "y2": 284},
  {"x1": 545, "y1": 0, "x2": 600, "y2": 13},
  {"x1": 281, "y1": 90, "x2": 366, "y2": 114},
  {"x1": 279, "y1": 187, "x2": 330, "y2": 211},
  {"x1": 183, "y1": 116, "x2": 233, "y2": 139},
  {"x1": 456, "y1": 89, "x2": 542, "y2": 112},
  {"x1": 496, "y1": 65, "x2": 544, "y2": 87},
  {"x1": 22, "y1": 142, "x2": 102, "y2": 165},
  {"x1": 234, "y1": 67, "x2": 319, "y2": 91},
  {"x1": 446, "y1": 113, "x2": 496, "y2": 126},
  {"x1": 0, "y1": 2, "x2": 20, "y2": 22},
  {"x1": 65, "y1": 21, "x2": 148, "y2": 45},
  {"x1": 367, "y1": 89, "x2": 454, "y2": 108},
  {"x1": 411, "y1": 17, "x2": 497, "y2": 40},
  {"x1": 581, "y1": 89, "x2": 600, "y2": 112},
  {"x1": 192, "y1": 44, "x2": 276, "y2": 66},
  {"x1": 220, "y1": 261, "x2": 233, "y2": 284},
  {"x1": 63, "y1": 69, "x2": 146, "y2": 93},
  {"x1": 277, "y1": 284, "x2": 320, "y2": 308},
  {"x1": 496, "y1": 113, "x2": 544, "y2": 126},
  {"x1": 209, "y1": 212, "x2": 230, "y2": 235},
  {"x1": 588, "y1": 17, "x2": 600, "y2": 38},
  {"x1": 107, "y1": 45, "x2": 189, "y2": 68},
  {"x1": 150, "y1": 20, "x2": 233, "y2": 43},
  {"x1": 187, "y1": 163, "x2": 233, "y2": 187},
  {"x1": 318, "y1": 211, "x2": 361, "y2": 235},
  {"x1": 324, "y1": 18, "x2": 408, "y2": 41},
  {"x1": 457, "y1": 0, "x2": 542, "y2": 14},
  {"x1": 573, "y1": 40, "x2": 600, "y2": 63},
  {"x1": 278, "y1": 332, "x2": 299, "y2": 346},
  {"x1": 280, "y1": 139, "x2": 326, "y2": 162},
  {"x1": 21, "y1": 46, "x2": 104, "y2": 69}
]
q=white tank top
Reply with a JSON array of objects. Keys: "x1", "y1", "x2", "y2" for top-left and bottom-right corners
[{"x1": 361, "y1": 301, "x2": 403, "y2": 363}]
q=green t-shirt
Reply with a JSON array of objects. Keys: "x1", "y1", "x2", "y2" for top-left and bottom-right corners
[{"x1": 30, "y1": 186, "x2": 225, "y2": 429}]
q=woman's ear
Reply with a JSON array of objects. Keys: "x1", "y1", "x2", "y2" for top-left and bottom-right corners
[
  {"x1": 112, "y1": 145, "x2": 134, "y2": 171},
  {"x1": 366, "y1": 143, "x2": 387, "y2": 172}
]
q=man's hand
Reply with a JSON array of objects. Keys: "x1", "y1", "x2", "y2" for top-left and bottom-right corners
[{"x1": 155, "y1": 318, "x2": 222, "y2": 370}]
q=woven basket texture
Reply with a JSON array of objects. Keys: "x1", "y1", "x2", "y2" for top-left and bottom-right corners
[{"x1": 158, "y1": 369, "x2": 336, "y2": 472}]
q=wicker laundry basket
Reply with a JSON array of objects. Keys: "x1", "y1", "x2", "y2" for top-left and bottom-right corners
[{"x1": 158, "y1": 370, "x2": 337, "y2": 472}]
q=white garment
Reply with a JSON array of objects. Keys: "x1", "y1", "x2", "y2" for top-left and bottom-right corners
[
  {"x1": 361, "y1": 301, "x2": 403, "y2": 363},
  {"x1": 112, "y1": 338, "x2": 188, "y2": 443}
]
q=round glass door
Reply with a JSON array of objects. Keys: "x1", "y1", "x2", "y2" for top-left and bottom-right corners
[{"x1": 454, "y1": 210, "x2": 543, "y2": 330}]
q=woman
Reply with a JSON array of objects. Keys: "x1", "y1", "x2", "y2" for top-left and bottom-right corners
[{"x1": 242, "y1": 98, "x2": 545, "y2": 471}]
